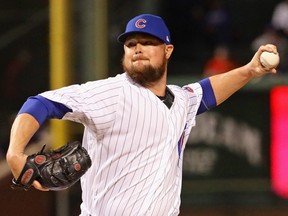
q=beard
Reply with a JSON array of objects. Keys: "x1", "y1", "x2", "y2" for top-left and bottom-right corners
[{"x1": 122, "y1": 57, "x2": 167, "y2": 87}]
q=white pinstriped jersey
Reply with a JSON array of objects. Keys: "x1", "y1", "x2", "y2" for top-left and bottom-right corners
[{"x1": 40, "y1": 73, "x2": 203, "y2": 216}]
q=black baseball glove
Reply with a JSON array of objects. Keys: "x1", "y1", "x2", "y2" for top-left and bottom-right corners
[{"x1": 11, "y1": 141, "x2": 92, "y2": 191}]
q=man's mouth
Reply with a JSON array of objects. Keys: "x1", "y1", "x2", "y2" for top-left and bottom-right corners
[{"x1": 132, "y1": 55, "x2": 148, "y2": 62}]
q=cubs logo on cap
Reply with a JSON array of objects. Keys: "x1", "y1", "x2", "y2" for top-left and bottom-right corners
[
  {"x1": 118, "y1": 14, "x2": 171, "y2": 45},
  {"x1": 135, "y1": 18, "x2": 147, "y2": 28}
]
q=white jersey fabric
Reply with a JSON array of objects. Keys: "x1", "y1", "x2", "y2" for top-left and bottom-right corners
[{"x1": 40, "y1": 73, "x2": 203, "y2": 216}]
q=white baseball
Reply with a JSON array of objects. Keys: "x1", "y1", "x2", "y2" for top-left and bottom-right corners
[{"x1": 260, "y1": 51, "x2": 280, "y2": 69}]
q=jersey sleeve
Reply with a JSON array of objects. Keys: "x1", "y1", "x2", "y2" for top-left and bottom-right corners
[
  {"x1": 18, "y1": 95, "x2": 72, "y2": 125},
  {"x1": 182, "y1": 82, "x2": 203, "y2": 128},
  {"x1": 39, "y1": 75, "x2": 124, "y2": 128},
  {"x1": 197, "y1": 78, "x2": 217, "y2": 114},
  {"x1": 184, "y1": 82, "x2": 203, "y2": 107}
]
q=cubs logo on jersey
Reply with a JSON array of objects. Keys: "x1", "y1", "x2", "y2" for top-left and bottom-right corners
[{"x1": 183, "y1": 86, "x2": 194, "y2": 93}]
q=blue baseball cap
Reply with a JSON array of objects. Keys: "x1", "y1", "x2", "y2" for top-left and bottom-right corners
[{"x1": 118, "y1": 14, "x2": 171, "y2": 44}]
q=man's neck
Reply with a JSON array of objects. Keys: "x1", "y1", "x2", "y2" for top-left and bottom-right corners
[
  {"x1": 146, "y1": 74, "x2": 167, "y2": 97},
  {"x1": 147, "y1": 84, "x2": 166, "y2": 97}
]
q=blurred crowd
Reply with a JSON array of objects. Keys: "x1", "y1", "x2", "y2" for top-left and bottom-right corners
[
  {"x1": 161, "y1": 0, "x2": 288, "y2": 76},
  {"x1": 1, "y1": 0, "x2": 288, "y2": 158},
  {"x1": 203, "y1": 0, "x2": 288, "y2": 76},
  {"x1": 251, "y1": 0, "x2": 288, "y2": 73}
]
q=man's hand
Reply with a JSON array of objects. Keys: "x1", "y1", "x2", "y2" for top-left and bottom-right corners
[
  {"x1": 10, "y1": 141, "x2": 91, "y2": 191},
  {"x1": 246, "y1": 44, "x2": 279, "y2": 78}
]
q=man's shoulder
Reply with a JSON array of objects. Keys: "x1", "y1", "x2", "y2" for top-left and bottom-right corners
[
  {"x1": 83, "y1": 73, "x2": 126, "y2": 87},
  {"x1": 168, "y1": 83, "x2": 201, "y2": 95}
]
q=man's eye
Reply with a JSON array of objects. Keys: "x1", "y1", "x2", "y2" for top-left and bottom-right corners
[
  {"x1": 125, "y1": 42, "x2": 136, "y2": 47},
  {"x1": 143, "y1": 41, "x2": 154, "y2": 46}
]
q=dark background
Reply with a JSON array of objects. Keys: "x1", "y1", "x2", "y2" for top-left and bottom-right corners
[{"x1": 1, "y1": 0, "x2": 288, "y2": 215}]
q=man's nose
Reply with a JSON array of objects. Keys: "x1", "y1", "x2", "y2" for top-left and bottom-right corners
[{"x1": 135, "y1": 43, "x2": 143, "y2": 54}]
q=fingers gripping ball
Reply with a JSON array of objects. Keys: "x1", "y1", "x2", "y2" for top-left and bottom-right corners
[
  {"x1": 260, "y1": 51, "x2": 280, "y2": 69},
  {"x1": 11, "y1": 141, "x2": 92, "y2": 191}
]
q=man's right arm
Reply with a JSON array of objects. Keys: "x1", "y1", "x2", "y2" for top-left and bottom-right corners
[
  {"x1": 6, "y1": 96, "x2": 72, "y2": 191},
  {"x1": 6, "y1": 113, "x2": 42, "y2": 186}
]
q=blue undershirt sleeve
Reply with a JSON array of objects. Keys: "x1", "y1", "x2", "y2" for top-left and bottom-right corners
[
  {"x1": 18, "y1": 95, "x2": 72, "y2": 125},
  {"x1": 197, "y1": 78, "x2": 217, "y2": 115}
]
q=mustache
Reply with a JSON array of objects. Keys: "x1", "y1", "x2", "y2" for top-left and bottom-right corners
[{"x1": 132, "y1": 55, "x2": 149, "y2": 61}]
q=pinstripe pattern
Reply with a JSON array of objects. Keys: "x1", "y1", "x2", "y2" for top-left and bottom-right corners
[{"x1": 40, "y1": 73, "x2": 202, "y2": 216}]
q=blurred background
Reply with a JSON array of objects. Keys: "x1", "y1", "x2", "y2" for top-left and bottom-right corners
[{"x1": 1, "y1": 0, "x2": 288, "y2": 215}]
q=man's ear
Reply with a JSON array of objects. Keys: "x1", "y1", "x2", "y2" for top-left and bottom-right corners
[{"x1": 165, "y1": 44, "x2": 174, "y2": 59}]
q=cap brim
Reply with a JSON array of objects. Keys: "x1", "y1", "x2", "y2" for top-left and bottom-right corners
[{"x1": 117, "y1": 31, "x2": 165, "y2": 44}]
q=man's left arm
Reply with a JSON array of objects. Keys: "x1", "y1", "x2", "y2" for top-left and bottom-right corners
[{"x1": 209, "y1": 44, "x2": 278, "y2": 106}]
